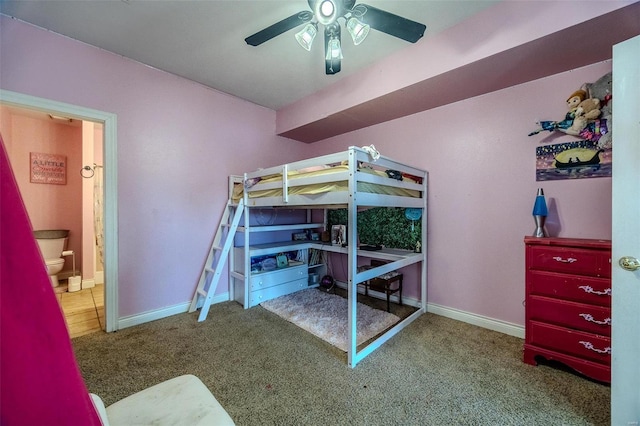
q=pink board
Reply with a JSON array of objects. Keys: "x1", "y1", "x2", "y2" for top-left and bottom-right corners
[{"x1": 0, "y1": 135, "x2": 101, "y2": 424}]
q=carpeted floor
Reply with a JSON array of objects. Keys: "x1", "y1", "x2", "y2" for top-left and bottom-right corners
[{"x1": 73, "y1": 294, "x2": 609, "y2": 425}]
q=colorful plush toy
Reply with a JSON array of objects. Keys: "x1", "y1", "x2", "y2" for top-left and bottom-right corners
[
  {"x1": 584, "y1": 72, "x2": 613, "y2": 148},
  {"x1": 528, "y1": 89, "x2": 586, "y2": 136},
  {"x1": 566, "y1": 96, "x2": 600, "y2": 136},
  {"x1": 528, "y1": 79, "x2": 607, "y2": 140}
]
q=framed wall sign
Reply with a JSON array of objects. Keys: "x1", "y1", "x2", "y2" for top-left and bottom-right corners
[{"x1": 30, "y1": 152, "x2": 67, "y2": 185}]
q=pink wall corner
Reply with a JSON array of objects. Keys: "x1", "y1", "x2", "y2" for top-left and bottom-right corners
[
  {"x1": 303, "y1": 61, "x2": 612, "y2": 326},
  {"x1": 1, "y1": 16, "x2": 309, "y2": 318}
]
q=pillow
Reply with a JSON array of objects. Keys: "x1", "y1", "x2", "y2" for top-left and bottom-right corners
[{"x1": 90, "y1": 394, "x2": 110, "y2": 426}]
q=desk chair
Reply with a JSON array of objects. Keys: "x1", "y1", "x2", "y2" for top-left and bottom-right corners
[{"x1": 359, "y1": 259, "x2": 403, "y2": 312}]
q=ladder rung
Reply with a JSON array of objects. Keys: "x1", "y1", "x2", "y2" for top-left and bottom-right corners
[
  {"x1": 230, "y1": 271, "x2": 244, "y2": 280},
  {"x1": 197, "y1": 289, "x2": 207, "y2": 296},
  {"x1": 205, "y1": 267, "x2": 215, "y2": 273},
  {"x1": 212, "y1": 245, "x2": 223, "y2": 252}
]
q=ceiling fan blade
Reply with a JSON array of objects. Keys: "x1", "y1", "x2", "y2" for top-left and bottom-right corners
[
  {"x1": 357, "y1": 4, "x2": 426, "y2": 43},
  {"x1": 245, "y1": 11, "x2": 313, "y2": 46}
]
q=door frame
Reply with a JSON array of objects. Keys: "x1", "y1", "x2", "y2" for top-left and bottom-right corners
[{"x1": 1, "y1": 89, "x2": 118, "y2": 333}]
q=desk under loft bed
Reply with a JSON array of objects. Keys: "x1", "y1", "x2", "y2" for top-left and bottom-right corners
[{"x1": 228, "y1": 146, "x2": 428, "y2": 367}]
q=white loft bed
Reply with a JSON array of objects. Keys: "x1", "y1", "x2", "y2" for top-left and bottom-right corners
[{"x1": 230, "y1": 146, "x2": 428, "y2": 367}]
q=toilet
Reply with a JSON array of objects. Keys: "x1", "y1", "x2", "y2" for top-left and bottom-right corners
[{"x1": 34, "y1": 230, "x2": 69, "y2": 288}]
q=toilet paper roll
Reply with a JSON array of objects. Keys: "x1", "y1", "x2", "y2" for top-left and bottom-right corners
[
  {"x1": 68, "y1": 276, "x2": 82, "y2": 292},
  {"x1": 62, "y1": 250, "x2": 74, "y2": 256}
]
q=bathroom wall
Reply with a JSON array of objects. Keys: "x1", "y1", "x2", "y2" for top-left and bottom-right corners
[{"x1": 1, "y1": 106, "x2": 83, "y2": 275}]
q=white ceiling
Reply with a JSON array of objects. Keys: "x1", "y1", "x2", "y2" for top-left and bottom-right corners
[{"x1": 0, "y1": 0, "x2": 499, "y2": 110}]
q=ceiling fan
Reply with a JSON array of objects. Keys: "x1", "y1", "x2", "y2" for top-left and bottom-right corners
[{"x1": 245, "y1": 0, "x2": 426, "y2": 75}]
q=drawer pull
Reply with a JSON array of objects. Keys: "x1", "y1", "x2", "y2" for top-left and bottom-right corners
[
  {"x1": 552, "y1": 256, "x2": 577, "y2": 263},
  {"x1": 578, "y1": 285, "x2": 612, "y2": 296},
  {"x1": 579, "y1": 341, "x2": 611, "y2": 355},
  {"x1": 579, "y1": 313, "x2": 611, "y2": 326}
]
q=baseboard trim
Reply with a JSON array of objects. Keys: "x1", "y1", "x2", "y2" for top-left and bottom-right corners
[
  {"x1": 82, "y1": 278, "x2": 96, "y2": 289},
  {"x1": 115, "y1": 289, "x2": 524, "y2": 339},
  {"x1": 427, "y1": 302, "x2": 525, "y2": 339},
  {"x1": 117, "y1": 293, "x2": 230, "y2": 330}
]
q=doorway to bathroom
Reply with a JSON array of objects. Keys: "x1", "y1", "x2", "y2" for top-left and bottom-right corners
[{"x1": 0, "y1": 90, "x2": 118, "y2": 333}]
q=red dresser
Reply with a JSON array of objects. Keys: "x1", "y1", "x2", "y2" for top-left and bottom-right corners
[{"x1": 523, "y1": 237, "x2": 612, "y2": 383}]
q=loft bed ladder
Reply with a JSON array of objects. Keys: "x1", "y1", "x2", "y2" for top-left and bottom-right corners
[{"x1": 189, "y1": 198, "x2": 244, "y2": 322}]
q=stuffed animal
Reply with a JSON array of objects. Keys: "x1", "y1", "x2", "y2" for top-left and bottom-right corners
[
  {"x1": 566, "y1": 96, "x2": 600, "y2": 136},
  {"x1": 528, "y1": 79, "x2": 609, "y2": 140},
  {"x1": 566, "y1": 89, "x2": 586, "y2": 112},
  {"x1": 584, "y1": 72, "x2": 613, "y2": 148},
  {"x1": 528, "y1": 89, "x2": 587, "y2": 136}
]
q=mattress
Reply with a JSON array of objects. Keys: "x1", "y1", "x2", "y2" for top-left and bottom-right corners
[{"x1": 232, "y1": 164, "x2": 421, "y2": 202}]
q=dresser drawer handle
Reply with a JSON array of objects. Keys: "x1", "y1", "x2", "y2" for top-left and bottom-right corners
[
  {"x1": 579, "y1": 341, "x2": 611, "y2": 355},
  {"x1": 578, "y1": 285, "x2": 612, "y2": 296},
  {"x1": 579, "y1": 313, "x2": 611, "y2": 326},
  {"x1": 552, "y1": 256, "x2": 577, "y2": 263}
]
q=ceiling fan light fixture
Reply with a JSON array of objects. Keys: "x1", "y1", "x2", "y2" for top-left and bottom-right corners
[
  {"x1": 295, "y1": 23, "x2": 318, "y2": 51},
  {"x1": 246, "y1": 1, "x2": 426, "y2": 74},
  {"x1": 346, "y1": 17, "x2": 369, "y2": 45},
  {"x1": 325, "y1": 37, "x2": 343, "y2": 60},
  {"x1": 315, "y1": 0, "x2": 338, "y2": 25}
]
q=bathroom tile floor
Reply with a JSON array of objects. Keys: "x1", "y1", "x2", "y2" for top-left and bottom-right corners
[{"x1": 56, "y1": 283, "x2": 105, "y2": 339}]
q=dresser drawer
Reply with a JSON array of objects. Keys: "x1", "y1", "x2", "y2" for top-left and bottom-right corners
[
  {"x1": 249, "y1": 278, "x2": 308, "y2": 307},
  {"x1": 250, "y1": 265, "x2": 308, "y2": 291},
  {"x1": 528, "y1": 245, "x2": 611, "y2": 278},
  {"x1": 527, "y1": 270, "x2": 611, "y2": 306},
  {"x1": 528, "y1": 321, "x2": 611, "y2": 364},
  {"x1": 527, "y1": 296, "x2": 611, "y2": 336}
]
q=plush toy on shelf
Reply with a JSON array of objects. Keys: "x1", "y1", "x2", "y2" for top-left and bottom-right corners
[
  {"x1": 528, "y1": 84, "x2": 603, "y2": 139},
  {"x1": 528, "y1": 89, "x2": 585, "y2": 136},
  {"x1": 566, "y1": 96, "x2": 601, "y2": 136},
  {"x1": 584, "y1": 72, "x2": 613, "y2": 149}
]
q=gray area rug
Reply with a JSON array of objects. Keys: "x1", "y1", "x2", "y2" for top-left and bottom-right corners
[{"x1": 261, "y1": 288, "x2": 399, "y2": 351}]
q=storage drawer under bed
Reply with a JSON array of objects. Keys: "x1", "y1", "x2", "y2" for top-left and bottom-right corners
[
  {"x1": 250, "y1": 265, "x2": 308, "y2": 291},
  {"x1": 249, "y1": 278, "x2": 309, "y2": 307}
]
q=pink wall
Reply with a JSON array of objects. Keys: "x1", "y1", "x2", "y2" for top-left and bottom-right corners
[
  {"x1": 303, "y1": 62, "x2": 613, "y2": 325},
  {"x1": 1, "y1": 16, "x2": 308, "y2": 317},
  {"x1": 0, "y1": 107, "x2": 83, "y2": 275}
]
